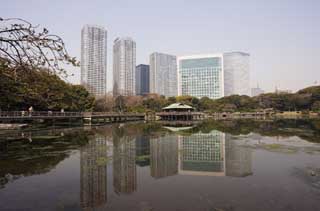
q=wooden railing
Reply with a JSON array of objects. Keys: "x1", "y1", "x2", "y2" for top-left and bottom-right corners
[
  {"x1": 0, "y1": 111, "x2": 82, "y2": 118},
  {"x1": 156, "y1": 112, "x2": 204, "y2": 116},
  {"x1": 0, "y1": 111, "x2": 145, "y2": 119}
]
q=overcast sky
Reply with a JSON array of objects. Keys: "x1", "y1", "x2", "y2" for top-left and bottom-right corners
[{"x1": 3, "y1": 0, "x2": 320, "y2": 92}]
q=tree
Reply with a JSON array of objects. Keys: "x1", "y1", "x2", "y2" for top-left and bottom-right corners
[
  {"x1": 0, "y1": 64, "x2": 94, "y2": 111},
  {"x1": 312, "y1": 101, "x2": 320, "y2": 112},
  {"x1": 94, "y1": 95, "x2": 115, "y2": 112},
  {"x1": 168, "y1": 96, "x2": 176, "y2": 104},
  {"x1": 115, "y1": 96, "x2": 126, "y2": 112},
  {"x1": 0, "y1": 17, "x2": 78, "y2": 77}
]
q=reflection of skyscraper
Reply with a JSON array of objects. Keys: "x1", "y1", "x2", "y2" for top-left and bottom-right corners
[
  {"x1": 135, "y1": 136, "x2": 150, "y2": 167},
  {"x1": 113, "y1": 136, "x2": 137, "y2": 194},
  {"x1": 150, "y1": 136, "x2": 178, "y2": 178},
  {"x1": 225, "y1": 134, "x2": 252, "y2": 177},
  {"x1": 178, "y1": 131, "x2": 226, "y2": 176},
  {"x1": 80, "y1": 135, "x2": 108, "y2": 210}
]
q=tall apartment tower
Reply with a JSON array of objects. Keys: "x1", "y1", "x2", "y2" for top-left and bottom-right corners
[
  {"x1": 81, "y1": 25, "x2": 107, "y2": 96},
  {"x1": 149, "y1": 52, "x2": 177, "y2": 97},
  {"x1": 223, "y1": 52, "x2": 250, "y2": 96},
  {"x1": 113, "y1": 37, "x2": 136, "y2": 96},
  {"x1": 135, "y1": 64, "x2": 150, "y2": 95},
  {"x1": 177, "y1": 54, "x2": 224, "y2": 99}
]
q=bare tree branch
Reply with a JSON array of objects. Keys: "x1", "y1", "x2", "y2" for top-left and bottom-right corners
[{"x1": 0, "y1": 17, "x2": 79, "y2": 77}]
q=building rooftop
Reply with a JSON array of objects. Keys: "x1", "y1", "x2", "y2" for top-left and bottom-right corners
[{"x1": 162, "y1": 103, "x2": 194, "y2": 110}]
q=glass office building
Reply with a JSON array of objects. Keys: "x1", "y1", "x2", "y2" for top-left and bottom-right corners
[
  {"x1": 178, "y1": 54, "x2": 224, "y2": 99},
  {"x1": 81, "y1": 25, "x2": 107, "y2": 96}
]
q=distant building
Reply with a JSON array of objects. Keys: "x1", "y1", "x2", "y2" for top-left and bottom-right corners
[
  {"x1": 223, "y1": 52, "x2": 250, "y2": 96},
  {"x1": 251, "y1": 85, "x2": 265, "y2": 96},
  {"x1": 135, "y1": 64, "x2": 150, "y2": 95},
  {"x1": 113, "y1": 37, "x2": 136, "y2": 96},
  {"x1": 149, "y1": 52, "x2": 177, "y2": 97},
  {"x1": 275, "y1": 87, "x2": 292, "y2": 94},
  {"x1": 81, "y1": 25, "x2": 107, "y2": 96},
  {"x1": 178, "y1": 54, "x2": 224, "y2": 99}
]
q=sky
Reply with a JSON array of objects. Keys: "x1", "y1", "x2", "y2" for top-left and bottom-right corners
[{"x1": 2, "y1": 0, "x2": 320, "y2": 92}]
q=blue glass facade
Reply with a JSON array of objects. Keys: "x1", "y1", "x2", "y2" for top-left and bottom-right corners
[{"x1": 135, "y1": 64, "x2": 150, "y2": 95}]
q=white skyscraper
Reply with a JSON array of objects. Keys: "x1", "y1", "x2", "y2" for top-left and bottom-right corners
[
  {"x1": 113, "y1": 37, "x2": 136, "y2": 96},
  {"x1": 223, "y1": 52, "x2": 250, "y2": 96},
  {"x1": 81, "y1": 25, "x2": 107, "y2": 96},
  {"x1": 149, "y1": 52, "x2": 177, "y2": 97}
]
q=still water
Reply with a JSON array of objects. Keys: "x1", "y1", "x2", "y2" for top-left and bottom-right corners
[{"x1": 1, "y1": 119, "x2": 320, "y2": 211}]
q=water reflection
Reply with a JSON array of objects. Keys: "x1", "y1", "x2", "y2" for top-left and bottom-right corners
[
  {"x1": 1, "y1": 121, "x2": 320, "y2": 210},
  {"x1": 225, "y1": 134, "x2": 253, "y2": 177},
  {"x1": 178, "y1": 131, "x2": 226, "y2": 176},
  {"x1": 113, "y1": 130, "x2": 137, "y2": 194},
  {"x1": 76, "y1": 126, "x2": 253, "y2": 210},
  {"x1": 135, "y1": 136, "x2": 150, "y2": 167},
  {"x1": 150, "y1": 135, "x2": 178, "y2": 178},
  {"x1": 80, "y1": 135, "x2": 108, "y2": 210},
  {"x1": 148, "y1": 130, "x2": 252, "y2": 178}
]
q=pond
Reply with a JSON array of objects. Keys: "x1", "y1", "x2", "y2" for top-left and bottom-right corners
[{"x1": 0, "y1": 119, "x2": 320, "y2": 211}]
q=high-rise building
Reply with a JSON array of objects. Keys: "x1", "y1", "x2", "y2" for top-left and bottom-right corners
[
  {"x1": 81, "y1": 25, "x2": 107, "y2": 96},
  {"x1": 223, "y1": 52, "x2": 250, "y2": 96},
  {"x1": 113, "y1": 37, "x2": 136, "y2": 96},
  {"x1": 177, "y1": 54, "x2": 224, "y2": 99},
  {"x1": 149, "y1": 52, "x2": 177, "y2": 97},
  {"x1": 275, "y1": 87, "x2": 292, "y2": 94},
  {"x1": 135, "y1": 64, "x2": 150, "y2": 95}
]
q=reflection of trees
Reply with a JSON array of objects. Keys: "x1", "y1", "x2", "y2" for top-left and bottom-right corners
[
  {"x1": 80, "y1": 135, "x2": 108, "y2": 210},
  {"x1": 0, "y1": 131, "x2": 89, "y2": 189}
]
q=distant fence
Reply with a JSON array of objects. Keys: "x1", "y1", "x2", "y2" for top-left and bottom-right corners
[{"x1": 0, "y1": 111, "x2": 145, "y2": 120}]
